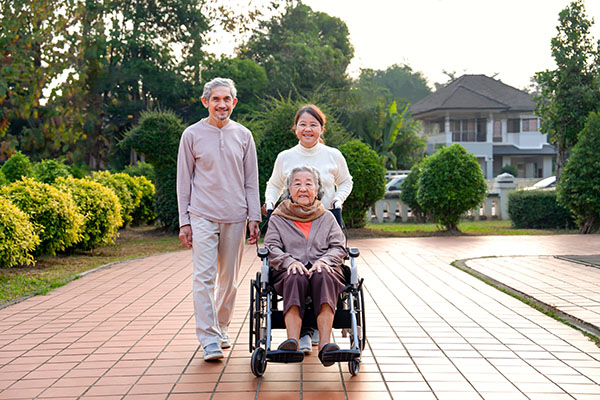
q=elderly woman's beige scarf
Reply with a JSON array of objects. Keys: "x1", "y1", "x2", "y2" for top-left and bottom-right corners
[{"x1": 272, "y1": 199, "x2": 326, "y2": 222}]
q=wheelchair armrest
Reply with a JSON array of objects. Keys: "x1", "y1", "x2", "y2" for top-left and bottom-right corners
[
  {"x1": 348, "y1": 247, "x2": 360, "y2": 258},
  {"x1": 257, "y1": 247, "x2": 269, "y2": 259}
]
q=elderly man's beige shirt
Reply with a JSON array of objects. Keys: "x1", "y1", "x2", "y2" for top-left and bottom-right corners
[{"x1": 177, "y1": 119, "x2": 261, "y2": 226}]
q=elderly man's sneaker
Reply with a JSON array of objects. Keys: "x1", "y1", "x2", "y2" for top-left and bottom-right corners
[
  {"x1": 299, "y1": 334, "x2": 312, "y2": 354},
  {"x1": 312, "y1": 330, "x2": 320, "y2": 346},
  {"x1": 220, "y1": 334, "x2": 231, "y2": 349},
  {"x1": 203, "y1": 343, "x2": 224, "y2": 361}
]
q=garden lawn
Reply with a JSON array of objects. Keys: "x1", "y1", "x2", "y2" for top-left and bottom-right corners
[
  {"x1": 0, "y1": 226, "x2": 182, "y2": 306},
  {"x1": 365, "y1": 219, "x2": 577, "y2": 236}
]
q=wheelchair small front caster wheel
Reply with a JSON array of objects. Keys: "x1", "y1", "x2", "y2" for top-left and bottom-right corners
[
  {"x1": 251, "y1": 347, "x2": 267, "y2": 377},
  {"x1": 348, "y1": 359, "x2": 360, "y2": 376}
]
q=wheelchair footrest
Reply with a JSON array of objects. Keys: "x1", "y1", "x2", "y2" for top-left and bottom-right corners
[
  {"x1": 320, "y1": 349, "x2": 360, "y2": 364},
  {"x1": 266, "y1": 349, "x2": 305, "y2": 363}
]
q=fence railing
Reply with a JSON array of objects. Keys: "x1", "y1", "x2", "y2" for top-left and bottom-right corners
[{"x1": 368, "y1": 172, "x2": 517, "y2": 223}]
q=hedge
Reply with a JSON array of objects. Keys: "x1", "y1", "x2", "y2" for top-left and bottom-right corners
[
  {"x1": 32, "y1": 159, "x2": 72, "y2": 184},
  {"x1": 508, "y1": 190, "x2": 575, "y2": 229},
  {"x1": 130, "y1": 175, "x2": 156, "y2": 225},
  {"x1": 0, "y1": 196, "x2": 40, "y2": 267},
  {"x1": 1, "y1": 151, "x2": 32, "y2": 183},
  {"x1": 55, "y1": 177, "x2": 123, "y2": 250},
  {"x1": 1, "y1": 178, "x2": 83, "y2": 255},
  {"x1": 90, "y1": 170, "x2": 133, "y2": 227},
  {"x1": 338, "y1": 140, "x2": 386, "y2": 228}
]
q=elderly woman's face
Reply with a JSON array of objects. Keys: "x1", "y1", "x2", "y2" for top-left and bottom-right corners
[{"x1": 290, "y1": 170, "x2": 317, "y2": 206}]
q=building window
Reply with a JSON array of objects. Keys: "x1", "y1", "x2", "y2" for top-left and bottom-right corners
[
  {"x1": 522, "y1": 118, "x2": 538, "y2": 132},
  {"x1": 493, "y1": 121, "x2": 502, "y2": 142},
  {"x1": 507, "y1": 119, "x2": 520, "y2": 133},
  {"x1": 451, "y1": 119, "x2": 487, "y2": 142}
]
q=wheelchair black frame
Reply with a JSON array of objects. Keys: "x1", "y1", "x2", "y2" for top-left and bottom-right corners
[{"x1": 249, "y1": 246, "x2": 365, "y2": 377}]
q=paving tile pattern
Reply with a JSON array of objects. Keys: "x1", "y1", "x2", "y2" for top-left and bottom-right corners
[
  {"x1": 466, "y1": 256, "x2": 600, "y2": 331},
  {"x1": 0, "y1": 234, "x2": 599, "y2": 399}
]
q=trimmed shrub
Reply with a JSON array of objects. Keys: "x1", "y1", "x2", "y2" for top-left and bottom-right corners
[
  {"x1": 90, "y1": 170, "x2": 133, "y2": 227},
  {"x1": 400, "y1": 159, "x2": 428, "y2": 222},
  {"x1": 68, "y1": 163, "x2": 89, "y2": 179},
  {"x1": 1, "y1": 178, "x2": 83, "y2": 255},
  {"x1": 509, "y1": 190, "x2": 575, "y2": 229},
  {"x1": 1, "y1": 151, "x2": 32, "y2": 183},
  {"x1": 0, "y1": 196, "x2": 40, "y2": 267},
  {"x1": 500, "y1": 164, "x2": 518, "y2": 177},
  {"x1": 339, "y1": 140, "x2": 386, "y2": 228},
  {"x1": 130, "y1": 175, "x2": 156, "y2": 225},
  {"x1": 417, "y1": 144, "x2": 487, "y2": 231},
  {"x1": 120, "y1": 109, "x2": 186, "y2": 230},
  {"x1": 557, "y1": 111, "x2": 600, "y2": 233},
  {"x1": 0, "y1": 170, "x2": 7, "y2": 186},
  {"x1": 55, "y1": 177, "x2": 122, "y2": 250},
  {"x1": 123, "y1": 161, "x2": 155, "y2": 184},
  {"x1": 32, "y1": 159, "x2": 72, "y2": 184}
]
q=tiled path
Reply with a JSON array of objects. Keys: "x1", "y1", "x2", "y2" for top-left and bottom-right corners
[{"x1": 1, "y1": 234, "x2": 599, "y2": 399}]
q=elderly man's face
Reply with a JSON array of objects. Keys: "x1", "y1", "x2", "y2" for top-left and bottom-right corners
[
  {"x1": 290, "y1": 170, "x2": 317, "y2": 206},
  {"x1": 201, "y1": 86, "x2": 237, "y2": 123}
]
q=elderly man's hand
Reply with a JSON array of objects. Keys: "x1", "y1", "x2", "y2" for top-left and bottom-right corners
[
  {"x1": 247, "y1": 221, "x2": 260, "y2": 245},
  {"x1": 287, "y1": 261, "x2": 310, "y2": 276},
  {"x1": 179, "y1": 225, "x2": 193, "y2": 249},
  {"x1": 311, "y1": 259, "x2": 334, "y2": 276}
]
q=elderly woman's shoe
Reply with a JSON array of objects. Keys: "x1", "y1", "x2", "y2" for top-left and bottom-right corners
[
  {"x1": 318, "y1": 343, "x2": 340, "y2": 367},
  {"x1": 277, "y1": 338, "x2": 299, "y2": 351}
]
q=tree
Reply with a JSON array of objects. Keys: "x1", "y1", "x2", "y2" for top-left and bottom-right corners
[
  {"x1": 201, "y1": 56, "x2": 268, "y2": 117},
  {"x1": 357, "y1": 64, "x2": 431, "y2": 104},
  {"x1": 120, "y1": 109, "x2": 186, "y2": 230},
  {"x1": 0, "y1": 0, "x2": 78, "y2": 160},
  {"x1": 534, "y1": 0, "x2": 600, "y2": 181},
  {"x1": 417, "y1": 144, "x2": 487, "y2": 232},
  {"x1": 400, "y1": 159, "x2": 428, "y2": 222},
  {"x1": 557, "y1": 111, "x2": 600, "y2": 233},
  {"x1": 241, "y1": 1, "x2": 354, "y2": 97}
]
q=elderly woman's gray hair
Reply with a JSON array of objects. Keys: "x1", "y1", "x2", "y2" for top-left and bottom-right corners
[
  {"x1": 202, "y1": 77, "x2": 237, "y2": 100},
  {"x1": 283, "y1": 165, "x2": 324, "y2": 201}
]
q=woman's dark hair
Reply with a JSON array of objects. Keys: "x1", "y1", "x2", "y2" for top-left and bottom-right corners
[{"x1": 293, "y1": 104, "x2": 326, "y2": 130}]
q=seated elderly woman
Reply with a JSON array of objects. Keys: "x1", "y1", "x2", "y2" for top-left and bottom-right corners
[{"x1": 264, "y1": 165, "x2": 347, "y2": 366}]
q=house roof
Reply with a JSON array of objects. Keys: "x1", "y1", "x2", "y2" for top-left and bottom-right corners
[
  {"x1": 493, "y1": 144, "x2": 556, "y2": 156},
  {"x1": 409, "y1": 75, "x2": 535, "y2": 117}
]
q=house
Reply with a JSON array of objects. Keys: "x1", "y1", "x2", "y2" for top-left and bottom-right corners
[{"x1": 409, "y1": 74, "x2": 555, "y2": 179}]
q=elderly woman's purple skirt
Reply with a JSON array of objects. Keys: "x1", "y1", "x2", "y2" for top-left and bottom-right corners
[{"x1": 272, "y1": 265, "x2": 345, "y2": 318}]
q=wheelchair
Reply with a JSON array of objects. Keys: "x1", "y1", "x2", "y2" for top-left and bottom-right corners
[{"x1": 248, "y1": 240, "x2": 366, "y2": 377}]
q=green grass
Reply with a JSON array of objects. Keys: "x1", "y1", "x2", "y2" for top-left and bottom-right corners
[
  {"x1": 0, "y1": 226, "x2": 182, "y2": 306},
  {"x1": 366, "y1": 219, "x2": 577, "y2": 236}
]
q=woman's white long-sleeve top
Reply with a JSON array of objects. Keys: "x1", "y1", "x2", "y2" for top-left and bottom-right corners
[{"x1": 264, "y1": 142, "x2": 353, "y2": 209}]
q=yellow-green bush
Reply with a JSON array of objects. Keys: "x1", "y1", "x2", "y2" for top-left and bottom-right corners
[
  {"x1": 90, "y1": 170, "x2": 133, "y2": 226},
  {"x1": 130, "y1": 175, "x2": 156, "y2": 225},
  {"x1": 0, "y1": 196, "x2": 40, "y2": 267},
  {"x1": 55, "y1": 177, "x2": 123, "y2": 250},
  {"x1": 1, "y1": 178, "x2": 83, "y2": 255}
]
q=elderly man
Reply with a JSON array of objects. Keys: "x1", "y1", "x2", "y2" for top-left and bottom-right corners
[{"x1": 177, "y1": 77, "x2": 261, "y2": 361}]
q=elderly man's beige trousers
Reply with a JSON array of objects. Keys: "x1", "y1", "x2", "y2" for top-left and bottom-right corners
[{"x1": 190, "y1": 215, "x2": 245, "y2": 347}]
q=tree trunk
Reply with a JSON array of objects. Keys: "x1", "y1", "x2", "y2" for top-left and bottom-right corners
[
  {"x1": 579, "y1": 216, "x2": 599, "y2": 234},
  {"x1": 555, "y1": 141, "x2": 566, "y2": 182}
]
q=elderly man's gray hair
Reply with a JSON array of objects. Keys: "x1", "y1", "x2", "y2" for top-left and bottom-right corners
[
  {"x1": 283, "y1": 165, "x2": 324, "y2": 201},
  {"x1": 202, "y1": 77, "x2": 237, "y2": 100}
]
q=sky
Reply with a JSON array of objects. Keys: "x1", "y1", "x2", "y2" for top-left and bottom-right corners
[{"x1": 209, "y1": 0, "x2": 600, "y2": 91}]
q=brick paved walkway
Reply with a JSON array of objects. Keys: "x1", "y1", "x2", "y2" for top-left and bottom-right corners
[{"x1": 1, "y1": 234, "x2": 599, "y2": 399}]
